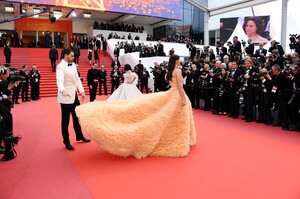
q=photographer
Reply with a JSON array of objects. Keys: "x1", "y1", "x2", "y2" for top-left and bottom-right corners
[
  {"x1": 268, "y1": 40, "x2": 285, "y2": 57},
  {"x1": 216, "y1": 42, "x2": 228, "y2": 62},
  {"x1": 187, "y1": 43, "x2": 197, "y2": 60},
  {"x1": 268, "y1": 64, "x2": 293, "y2": 130},
  {"x1": 228, "y1": 36, "x2": 242, "y2": 61},
  {"x1": 286, "y1": 64, "x2": 300, "y2": 131},
  {"x1": 0, "y1": 66, "x2": 20, "y2": 161},
  {"x1": 257, "y1": 68, "x2": 273, "y2": 125},
  {"x1": 241, "y1": 59, "x2": 259, "y2": 122},
  {"x1": 245, "y1": 39, "x2": 254, "y2": 56}
]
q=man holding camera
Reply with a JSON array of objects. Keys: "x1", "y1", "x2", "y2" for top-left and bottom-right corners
[
  {"x1": 228, "y1": 36, "x2": 242, "y2": 61},
  {"x1": 19, "y1": 65, "x2": 30, "y2": 102},
  {"x1": 0, "y1": 66, "x2": 21, "y2": 161}
]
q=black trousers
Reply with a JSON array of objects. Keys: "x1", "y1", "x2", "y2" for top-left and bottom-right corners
[
  {"x1": 89, "y1": 82, "x2": 98, "y2": 102},
  {"x1": 0, "y1": 104, "x2": 13, "y2": 133},
  {"x1": 140, "y1": 81, "x2": 148, "y2": 94},
  {"x1": 12, "y1": 85, "x2": 21, "y2": 103},
  {"x1": 111, "y1": 81, "x2": 119, "y2": 94},
  {"x1": 99, "y1": 79, "x2": 107, "y2": 95},
  {"x1": 243, "y1": 87, "x2": 255, "y2": 120},
  {"x1": 21, "y1": 84, "x2": 29, "y2": 101},
  {"x1": 30, "y1": 83, "x2": 38, "y2": 100},
  {"x1": 229, "y1": 91, "x2": 240, "y2": 117},
  {"x1": 5, "y1": 55, "x2": 11, "y2": 64},
  {"x1": 50, "y1": 59, "x2": 56, "y2": 71},
  {"x1": 60, "y1": 95, "x2": 84, "y2": 146}
]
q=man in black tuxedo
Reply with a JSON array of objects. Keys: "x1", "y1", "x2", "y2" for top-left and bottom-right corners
[
  {"x1": 87, "y1": 63, "x2": 99, "y2": 102},
  {"x1": 228, "y1": 36, "x2": 242, "y2": 61},
  {"x1": 268, "y1": 40, "x2": 285, "y2": 57},
  {"x1": 140, "y1": 67, "x2": 150, "y2": 94},
  {"x1": 114, "y1": 44, "x2": 120, "y2": 60},
  {"x1": 49, "y1": 45, "x2": 58, "y2": 72},
  {"x1": 241, "y1": 59, "x2": 259, "y2": 122},
  {"x1": 255, "y1": 43, "x2": 267, "y2": 64},
  {"x1": 29, "y1": 65, "x2": 41, "y2": 100},
  {"x1": 19, "y1": 65, "x2": 30, "y2": 102},
  {"x1": 98, "y1": 65, "x2": 107, "y2": 95},
  {"x1": 44, "y1": 31, "x2": 51, "y2": 48},
  {"x1": 228, "y1": 60, "x2": 243, "y2": 119},
  {"x1": 156, "y1": 41, "x2": 165, "y2": 56},
  {"x1": 136, "y1": 60, "x2": 144, "y2": 72},
  {"x1": 267, "y1": 65, "x2": 293, "y2": 130},
  {"x1": 4, "y1": 41, "x2": 12, "y2": 65},
  {"x1": 245, "y1": 39, "x2": 254, "y2": 56},
  {"x1": 54, "y1": 32, "x2": 61, "y2": 48},
  {"x1": 216, "y1": 42, "x2": 227, "y2": 62},
  {"x1": 110, "y1": 66, "x2": 121, "y2": 94},
  {"x1": 111, "y1": 57, "x2": 121, "y2": 70}
]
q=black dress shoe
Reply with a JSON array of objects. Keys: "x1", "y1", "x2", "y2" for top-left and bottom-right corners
[
  {"x1": 15, "y1": 102, "x2": 20, "y2": 104},
  {"x1": 245, "y1": 119, "x2": 254, "y2": 122},
  {"x1": 65, "y1": 144, "x2": 75, "y2": 150},
  {"x1": 76, "y1": 137, "x2": 91, "y2": 142}
]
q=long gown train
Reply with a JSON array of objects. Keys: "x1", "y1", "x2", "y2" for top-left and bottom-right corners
[{"x1": 76, "y1": 77, "x2": 196, "y2": 159}]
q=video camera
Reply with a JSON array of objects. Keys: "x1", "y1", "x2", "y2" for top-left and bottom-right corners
[
  {"x1": 9, "y1": 67, "x2": 25, "y2": 83},
  {"x1": 241, "y1": 40, "x2": 246, "y2": 47},
  {"x1": 289, "y1": 34, "x2": 298, "y2": 49}
]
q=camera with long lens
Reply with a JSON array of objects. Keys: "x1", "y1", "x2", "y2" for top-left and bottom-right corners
[
  {"x1": 282, "y1": 68, "x2": 294, "y2": 76},
  {"x1": 241, "y1": 40, "x2": 246, "y2": 47},
  {"x1": 289, "y1": 34, "x2": 298, "y2": 50},
  {"x1": 8, "y1": 67, "x2": 26, "y2": 83}
]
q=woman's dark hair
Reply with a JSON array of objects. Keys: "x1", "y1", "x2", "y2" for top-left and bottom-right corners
[
  {"x1": 243, "y1": 17, "x2": 264, "y2": 36},
  {"x1": 166, "y1": 54, "x2": 180, "y2": 82},
  {"x1": 124, "y1": 64, "x2": 132, "y2": 71}
]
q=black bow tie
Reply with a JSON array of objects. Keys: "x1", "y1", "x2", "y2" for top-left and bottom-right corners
[{"x1": 68, "y1": 63, "x2": 72, "y2": 66}]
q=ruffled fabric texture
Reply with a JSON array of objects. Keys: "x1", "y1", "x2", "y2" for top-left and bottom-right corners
[{"x1": 76, "y1": 79, "x2": 196, "y2": 159}]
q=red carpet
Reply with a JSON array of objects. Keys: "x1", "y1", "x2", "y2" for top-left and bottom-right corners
[{"x1": 1, "y1": 97, "x2": 300, "y2": 199}]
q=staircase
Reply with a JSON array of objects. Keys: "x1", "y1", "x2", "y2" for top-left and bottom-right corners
[{"x1": 0, "y1": 48, "x2": 115, "y2": 98}]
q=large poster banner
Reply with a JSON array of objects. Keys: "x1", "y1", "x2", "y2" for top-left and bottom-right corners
[{"x1": 4, "y1": 0, "x2": 181, "y2": 20}]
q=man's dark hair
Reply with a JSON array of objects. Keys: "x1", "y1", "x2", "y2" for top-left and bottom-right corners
[{"x1": 62, "y1": 48, "x2": 74, "y2": 58}]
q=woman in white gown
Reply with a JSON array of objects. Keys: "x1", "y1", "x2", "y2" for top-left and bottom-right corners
[{"x1": 107, "y1": 64, "x2": 142, "y2": 101}]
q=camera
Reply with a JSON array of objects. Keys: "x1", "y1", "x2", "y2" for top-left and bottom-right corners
[
  {"x1": 9, "y1": 67, "x2": 26, "y2": 83},
  {"x1": 289, "y1": 34, "x2": 298, "y2": 49},
  {"x1": 241, "y1": 40, "x2": 246, "y2": 46},
  {"x1": 227, "y1": 41, "x2": 232, "y2": 46},
  {"x1": 282, "y1": 68, "x2": 294, "y2": 76}
]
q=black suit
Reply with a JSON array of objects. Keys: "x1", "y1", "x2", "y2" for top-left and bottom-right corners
[
  {"x1": 242, "y1": 67, "x2": 259, "y2": 121},
  {"x1": 29, "y1": 70, "x2": 41, "y2": 100},
  {"x1": 111, "y1": 60, "x2": 121, "y2": 69},
  {"x1": 44, "y1": 33, "x2": 51, "y2": 48},
  {"x1": 49, "y1": 48, "x2": 58, "y2": 72},
  {"x1": 228, "y1": 68, "x2": 243, "y2": 118},
  {"x1": 87, "y1": 68, "x2": 99, "y2": 102},
  {"x1": 99, "y1": 69, "x2": 107, "y2": 95},
  {"x1": 110, "y1": 70, "x2": 121, "y2": 93},
  {"x1": 4, "y1": 45, "x2": 11, "y2": 64},
  {"x1": 245, "y1": 44, "x2": 254, "y2": 55},
  {"x1": 114, "y1": 47, "x2": 120, "y2": 60},
  {"x1": 140, "y1": 70, "x2": 150, "y2": 94},
  {"x1": 19, "y1": 69, "x2": 29, "y2": 101},
  {"x1": 255, "y1": 48, "x2": 267, "y2": 64}
]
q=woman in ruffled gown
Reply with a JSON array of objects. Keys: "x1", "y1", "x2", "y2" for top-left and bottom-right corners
[
  {"x1": 76, "y1": 55, "x2": 196, "y2": 159},
  {"x1": 107, "y1": 64, "x2": 142, "y2": 101}
]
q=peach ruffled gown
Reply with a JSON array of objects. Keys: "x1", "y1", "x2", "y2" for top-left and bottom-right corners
[{"x1": 76, "y1": 77, "x2": 196, "y2": 159}]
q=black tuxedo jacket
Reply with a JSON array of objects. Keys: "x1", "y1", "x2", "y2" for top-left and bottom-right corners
[
  {"x1": 111, "y1": 60, "x2": 121, "y2": 68},
  {"x1": 87, "y1": 68, "x2": 99, "y2": 86},
  {"x1": 110, "y1": 70, "x2": 121, "y2": 83},
  {"x1": 49, "y1": 48, "x2": 58, "y2": 60}
]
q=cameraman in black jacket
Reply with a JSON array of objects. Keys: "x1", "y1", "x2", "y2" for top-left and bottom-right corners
[{"x1": 0, "y1": 66, "x2": 20, "y2": 161}]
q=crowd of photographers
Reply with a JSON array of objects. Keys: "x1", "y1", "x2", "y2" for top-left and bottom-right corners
[
  {"x1": 151, "y1": 35, "x2": 300, "y2": 132},
  {"x1": 0, "y1": 64, "x2": 41, "y2": 161}
]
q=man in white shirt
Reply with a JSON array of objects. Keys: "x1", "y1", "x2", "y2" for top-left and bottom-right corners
[{"x1": 56, "y1": 48, "x2": 90, "y2": 150}]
